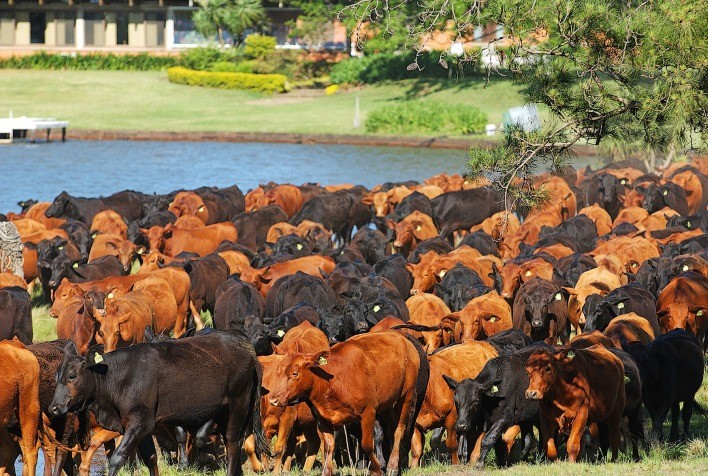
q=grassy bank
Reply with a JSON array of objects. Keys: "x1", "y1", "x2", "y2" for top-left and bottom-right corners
[{"x1": 0, "y1": 70, "x2": 526, "y2": 136}]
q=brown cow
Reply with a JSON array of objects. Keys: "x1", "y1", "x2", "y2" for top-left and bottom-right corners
[
  {"x1": 90, "y1": 210, "x2": 128, "y2": 239},
  {"x1": 262, "y1": 185, "x2": 304, "y2": 218},
  {"x1": 22, "y1": 245, "x2": 37, "y2": 292},
  {"x1": 240, "y1": 255, "x2": 336, "y2": 297},
  {"x1": 639, "y1": 207, "x2": 680, "y2": 232},
  {"x1": 137, "y1": 249, "x2": 182, "y2": 272},
  {"x1": 564, "y1": 281, "x2": 617, "y2": 333},
  {"x1": 413, "y1": 185, "x2": 445, "y2": 200},
  {"x1": 603, "y1": 312, "x2": 656, "y2": 348},
  {"x1": 425, "y1": 173, "x2": 466, "y2": 192},
  {"x1": 590, "y1": 236, "x2": 659, "y2": 274},
  {"x1": 613, "y1": 207, "x2": 649, "y2": 228},
  {"x1": 54, "y1": 286, "x2": 96, "y2": 356},
  {"x1": 363, "y1": 186, "x2": 412, "y2": 218},
  {"x1": 11, "y1": 218, "x2": 46, "y2": 236},
  {"x1": 443, "y1": 291, "x2": 512, "y2": 342},
  {"x1": 88, "y1": 233, "x2": 144, "y2": 273},
  {"x1": 569, "y1": 331, "x2": 614, "y2": 349},
  {"x1": 266, "y1": 222, "x2": 299, "y2": 244},
  {"x1": 389, "y1": 211, "x2": 438, "y2": 252},
  {"x1": 591, "y1": 254, "x2": 627, "y2": 284},
  {"x1": 470, "y1": 211, "x2": 521, "y2": 241},
  {"x1": 0, "y1": 340, "x2": 40, "y2": 476},
  {"x1": 20, "y1": 229, "x2": 68, "y2": 245},
  {"x1": 94, "y1": 276, "x2": 178, "y2": 351},
  {"x1": 275, "y1": 321, "x2": 330, "y2": 354},
  {"x1": 525, "y1": 346, "x2": 626, "y2": 462},
  {"x1": 174, "y1": 215, "x2": 206, "y2": 230},
  {"x1": 579, "y1": 205, "x2": 612, "y2": 236},
  {"x1": 0, "y1": 272, "x2": 26, "y2": 289},
  {"x1": 537, "y1": 176, "x2": 577, "y2": 220},
  {"x1": 140, "y1": 221, "x2": 238, "y2": 257},
  {"x1": 500, "y1": 211, "x2": 562, "y2": 261},
  {"x1": 499, "y1": 258, "x2": 555, "y2": 299},
  {"x1": 218, "y1": 250, "x2": 251, "y2": 276},
  {"x1": 245, "y1": 187, "x2": 265, "y2": 213},
  {"x1": 168, "y1": 191, "x2": 210, "y2": 224},
  {"x1": 408, "y1": 246, "x2": 485, "y2": 295},
  {"x1": 534, "y1": 243, "x2": 575, "y2": 260},
  {"x1": 267, "y1": 331, "x2": 425, "y2": 476},
  {"x1": 671, "y1": 170, "x2": 704, "y2": 214},
  {"x1": 657, "y1": 272, "x2": 708, "y2": 346},
  {"x1": 410, "y1": 341, "x2": 498, "y2": 467},
  {"x1": 24, "y1": 201, "x2": 65, "y2": 229},
  {"x1": 406, "y1": 293, "x2": 452, "y2": 353}
]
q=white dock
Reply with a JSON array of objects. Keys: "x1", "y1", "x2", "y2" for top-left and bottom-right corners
[{"x1": 0, "y1": 116, "x2": 69, "y2": 144}]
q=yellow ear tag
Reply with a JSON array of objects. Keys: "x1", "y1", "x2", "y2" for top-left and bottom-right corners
[
  {"x1": 663, "y1": 190, "x2": 668, "y2": 196},
  {"x1": 686, "y1": 221, "x2": 691, "y2": 228},
  {"x1": 617, "y1": 302, "x2": 625, "y2": 309},
  {"x1": 58, "y1": 246, "x2": 64, "y2": 250},
  {"x1": 489, "y1": 316, "x2": 497, "y2": 323},
  {"x1": 72, "y1": 263, "x2": 79, "y2": 269},
  {"x1": 697, "y1": 310, "x2": 703, "y2": 317},
  {"x1": 318, "y1": 356, "x2": 328, "y2": 366},
  {"x1": 567, "y1": 350, "x2": 575, "y2": 359},
  {"x1": 416, "y1": 225, "x2": 422, "y2": 232},
  {"x1": 555, "y1": 293, "x2": 562, "y2": 301},
  {"x1": 621, "y1": 179, "x2": 627, "y2": 185},
  {"x1": 296, "y1": 243, "x2": 303, "y2": 250},
  {"x1": 198, "y1": 206, "x2": 205, "y2": 212},
  {"x1": 439, "y1": 270, "x2": 447, "y2": 278},
  {"x1": 107, "y1": 292, "x2": 114, "y2": 299},
  {"x1": 624, "y1": 376, "x2": 630, "y2": 384},
  {"x1": 490, "y1": 385, "x2": 498, "y2": 393},
  {"x1": 277, "y1": 329, "x2": 285, "y2": 337},
  {"x1": 525, "y1": 270, "x2": 533, "y2": 277},
  {"x1": 137, "y1": 248, "x2": 144, "y2": 255},
  {"x1": 373, "y1": 305, "x2": 381, "y2": 313},
  {"x1": 91, "y1": 232, "x2": 98, "y2": 238},
  {"x1": 683, "y1": 265, "x2": 689, "y2": 272},
  {"x1": 94, "y1": 353, "x2": 103, "y2": 364}
]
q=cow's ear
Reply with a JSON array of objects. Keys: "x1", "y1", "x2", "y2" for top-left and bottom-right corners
[
  {"x1": 135, "y1": 246, "x2": 146, "y2": 256},
  {"x1": 562, "y1": 286, "x2": 578, "y2": 296},
  {"x1": 144, "y1": 326, "x2": 156, "y2": 342},
  {"x1": 484, "y1": 379, "x2": 504, "y2": 397},
  {"x1": 310, "y1": 351, "x2": 331, "y2": 367},
  {"x1": 139, "y1": 228, "x2": 148, "y2": 235},
  {"x1": 361, "y1": 195, "x2": 374, "y2": 205},
  {"x1": 442, "y1": 374, "x2": 458, "y2": 391},
  {"x1": 386, "y1": 219, "x2": 396, "y2": 230},
  {"x1": 86, "y1": 344, "x2": 107, "y2": 371},
  {"x1": 118, "y1": 311, "x2": 132, "y2": 324},
  {"x1": 63, "y1": 341, "x2": 79, "y2": 357},
  {"x1": 271, "y1": 342, "x2": 283, "y2": 355}
]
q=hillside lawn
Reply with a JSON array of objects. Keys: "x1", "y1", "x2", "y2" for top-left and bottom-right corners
[
  {"x1": 30, "y1": 291, "x2": 708, "y2": 476},
  {"x1": 0, "y1": 70, "x2": 527, "y2": 136}
]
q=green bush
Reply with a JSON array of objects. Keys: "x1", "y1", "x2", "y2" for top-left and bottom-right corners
[
  {"x1": 167, "y1": 66, "x2": 288, "y2": 93},
  {"x1": 244, "y1": 34, "x2": 277, "y2": 59},
  {"x1": 0, "y1": 51, "x2": 177, "y2": 70},
  {"x1": 178, "y1": 47, "x2": 231, "y2": 71},
  {"x1": 331, "y1": 50, "x2": 482, "y2": 84},
  {"x1": 365, "y1": 101, "x2": 487, "y2": 135},
  {"x1": 211, "y1": 61, "x2": 240, "y2": 72}
]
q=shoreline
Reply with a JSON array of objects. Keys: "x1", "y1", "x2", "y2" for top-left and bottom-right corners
[{"x1": 65, "y1": 129, "x2": 600, "y2": 156}]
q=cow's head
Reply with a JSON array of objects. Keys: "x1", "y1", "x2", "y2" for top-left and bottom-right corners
[
  {"x1": 446, "y1": 375, "x2": 501, "y2": 433},
  {"x1": 45, "y1": 191, "x2": 71, "y2": 218},
  {"x1": 50, "y1": 342, "x2": 104, "y2": 416},
  {"x1": 268, "y1": 351, "x2": 332, "y2": 407},
  {"x1": 50, "y1": 278, "x2": 84, "y2": 317},
  {"x1": 95, "y1": 300, "x2": 135, "y2": 352},
  {"x1": 318, "y1": 304, "x2": 352, "y2": 345},
  {"x1": 525, "y1": 349, "x2": 565, "y2": 400},
  {"x1": 48, "y1": 252, "x2": 81, "y2": 290},
  {"x1": 139, "y1": 224, "x2": 172, "y2": 253},
  {"x1": 168, "y1": 192, "x2": 209, "y2": 224}
]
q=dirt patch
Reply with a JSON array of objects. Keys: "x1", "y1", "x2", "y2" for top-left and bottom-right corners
[{"x1": 244, "y1": 88, "x2": 324, "y2": 106}]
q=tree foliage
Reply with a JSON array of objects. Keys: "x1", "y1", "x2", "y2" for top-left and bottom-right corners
[
  {"x1": 193, "y1": 0, "x2": 268, "y2": 46},
  {"x1": 339, "y1": 0, "x2": 708, "y2": 206}
]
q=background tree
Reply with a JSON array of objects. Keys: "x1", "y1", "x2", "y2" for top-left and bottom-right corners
[
  {"x1": 340, "y1": 0, "x2": 707, "y2": 207},
  {"x1": 193, "y1": 0, "x2": 267, "y2": 46}
]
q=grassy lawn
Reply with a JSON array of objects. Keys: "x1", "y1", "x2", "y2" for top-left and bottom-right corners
[{"x1": 0, "y1": 70, "x2": 526, "y2": 135}]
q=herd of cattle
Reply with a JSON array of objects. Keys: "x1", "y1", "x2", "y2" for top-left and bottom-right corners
[{"x1": 0, "y1": 155, "x2": 707, "y2": 476}]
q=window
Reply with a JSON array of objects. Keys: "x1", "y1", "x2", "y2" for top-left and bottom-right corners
[
  {"x1": 84, "y1": 12, "x2": 105, "y2": 46},
  {"x1": 30, "y1": 12, "x2": 45, "y2": 44}
]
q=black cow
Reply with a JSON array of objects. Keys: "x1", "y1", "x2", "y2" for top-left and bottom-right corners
[
  {"x1": 622, "y1": 329, "x2": 705, "y2": 441},
  {"x1": 394, "y1": 192, "x2": 433, "y2": 221},
  {"x1": 60, "y1": 220, "x2": 93, "y2": 262},
  {"x1": 0, "y1": 286, "x2": 32, "y2": 344},
  {"x1": 127, "y1": 211, "x2": 177, "y2": 247},
  {"x1": 290, "y1": 190, "x2": 354, "y2": 244},
  {"x1": 264, "y1": 271, "x2": 337, "y2": 319},
  {"x1": 577, "y1": 173, "x2": 625, "y2": 220},
  {"x1": 446, "y1": 344, "x2": 547, "y2": 468},
  {"x1": 633, "y1": 258, "x2": 663, "y2": 297},
  {"x1": 667, "y1": 210, "x2": 708, "y2": 232},
  {"x1": 213, "y1": 277, "x2": 265, "y2": 331},
  {"x1": 232, "y1": 206, "x2": 289, "y2": 252},
  {"x1": 36, "y1": 237, "x2": 80, "y2": 302},
  {"x1": 351, "y1": 228, "x2": 391, "y2": 265},
  {"x1": 643, "y1": 182, "x2": 690, "y2": 216},
  {"x1": 171, "y1": 253, "x2": 230, "y2": 323},
  {"x1": 512, "y1": 277, "x2": 570, "y2": 344},
  {"x1": 433, "y1": 263, "x2": 485, "y2": 311},
  {"x1": 267, "y1": 302, "x2": 320, "y2": 341},
  {"x1": 373, "y1": 254, "x2": 412, "y2": 301},
  {"x1": 269, "y1": 234, "x2": 312, "y2": 259},
  {"x1": 539, "y1": 215, "x2": 597, "y2": 254},
  {"x1": 17, "y1": 199, "x2": 38, "y2": 213},
  {"x1": 584, "y1": 283, "x2": 659, "y2": 335},
  {"x1": 196, "y1": 185, "x2": 245, "y2": 223},
  {"x1": 318, "y1": 303, "x2": 359, "y2": 344},
  {"x1": 49, "y1": 333, "x2": 268, "y2": 476},
  {"x1": 553, "y1": 253, "x2": 597, "y2": 287},
  {"x1": 45, "y1": 190, "x2": 147, "y2": 225},
  {"x1": 407, "y1": 237, "x2": 453, "y2": 263},
  {"x1": 48, "y1": 254, "x2": 124, "y2": 290},
  {"x1": 458, "y1": 231, "x2": 500, "y2": 257},
  {"x1": 431, "y1": 188, "x2": 505, "y2": 243},
  {"x1": 485, "y1": 329, "x2": 533, "y2": 356}
]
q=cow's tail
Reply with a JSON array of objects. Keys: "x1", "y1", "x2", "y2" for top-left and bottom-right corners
[
  {"x1": 393, "y1": 323, "x2": 441, "y2": 332},
  {"x1": 398, "y1": 333, "x2": 430, "y2": 474},
  {"x1": 251, "y1": 358, "x2": 271, "y2": 458},
  {"x1": 693, "y1": 400, "x2": 708, "y2": 418}
]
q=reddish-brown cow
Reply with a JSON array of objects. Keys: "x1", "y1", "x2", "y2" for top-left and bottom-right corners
[
  {"x1": 657, "y1": 272, "x2": 708, "y2": 346},
  {"x1": 406, "y1": 293, "x2": 452, "y2": 353},
  {"x1": 90, "y1": 210, "x2": 128, "y2": 239},
  {"x1": 140, "y1": 221, "x2": 238, "y2": 257},
  {"x1": 442, "y1": 291, "x2": 512, "y2": 342}
]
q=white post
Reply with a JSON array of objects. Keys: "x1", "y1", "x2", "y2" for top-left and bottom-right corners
[
  {"x1": 353, "y1": 95, "x2": 360, "y2": 129},
  {"x1": 165, "y1": 8, "x2": 174, "y2": 49},
  {"x1": 75, "y1": 7, "x2": 85, "y2": 49}
]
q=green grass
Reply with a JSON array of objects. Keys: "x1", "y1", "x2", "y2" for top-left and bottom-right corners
[{"x1": 0, "y1": 70, "x2": 526, "y2": 136}]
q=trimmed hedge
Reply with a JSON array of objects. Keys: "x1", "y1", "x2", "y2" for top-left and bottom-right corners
[
  {"x1": 365, "y1": 101, "x2": 487, "y2": 135},
  {"x1": 167, "y1": 66, "x2": 288, "y2": 93},
  {"x1": 0, "y1": 52, "x2": 177, "y2": 71}
]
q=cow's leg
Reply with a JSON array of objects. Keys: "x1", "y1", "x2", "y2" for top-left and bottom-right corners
[
  {"x1": 189, "y1": 301, "x2": 205, "y2": 331},
  {"x1": 566, "y1": 408, "x2": 588, "y2": 463},
  {"x1": 318, "y1": 423, "x2": 336, "y2": 476},
  {"x1": 385, "y1": 390, "x2": 416, "y2": 475},
  {"x1": 79, "y1": 429, "x2": 120, "y2": 476},
  {"x1": 500, "y1": 425, "x2": 521, "y2": 466},
  {"x1": 476, "y1": 418, "x2": 510, "y2": 468},
  {"x1": 107, "y1": 410, "x2": 154, "y2": 476},
  {"x1": 669, "y1": 402, "x2": 681, "y2": 442},
  {"x1": 539, "y1": 416, "x2": 558, "y2": 461},
  {"x1": 302, "y1": 425, "x2": 321, "y2": 471},
  {"x1": 444, "y1": 414, "x2": 460, "y2": 465},
  {"x1": 19, "y1": 389, "x2": 40, "y2": 476},
  {"x1": 272, "y1": 411, "x2": 296, "y2": 473},
  {"x1": 243, "y1": 434, "x2": 264, "y2": 472},
  {"x1": 137, "y1": 436, "x2": 159, "y2": 476},
  {"x1": 409, "y1": 427, "x2": 424, "y2": 468},
  {"x1": 358, "y1": 408, "x2": 382, "y2": 476},
  {"x1": 225, "y1": 396, "x2": 252, "y2": 476},
  {"x1": 681, "y1": 399, "x2": 693, "y2": 440},
  {"x1": 172, "y1": 426, "x2": 189, "y2": 470}
]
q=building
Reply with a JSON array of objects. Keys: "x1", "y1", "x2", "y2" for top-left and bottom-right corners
[{"x1": 0, "y1": 0, "x2": 346, "y2": 53}]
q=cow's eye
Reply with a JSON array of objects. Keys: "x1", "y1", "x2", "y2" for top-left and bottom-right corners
[
  {"x1": 68, "y1": 374, "x2": 76, "y2": 381},
  {"x1": 292, "y1": 371, "x2": 299, "y2": 378}
]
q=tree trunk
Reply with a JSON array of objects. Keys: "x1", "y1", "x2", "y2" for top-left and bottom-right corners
[{"x1": 218, "y1": 26, "x2": 224, "y2": 46}]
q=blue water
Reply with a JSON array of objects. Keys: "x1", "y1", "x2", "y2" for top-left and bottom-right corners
[{"x1": 1, "y1": 140, "x2": 472, "y2": 213}]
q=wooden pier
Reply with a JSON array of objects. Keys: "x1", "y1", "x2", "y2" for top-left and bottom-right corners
[{"x1": 0, "y1": 116, "x2": 69, "y2": 144}]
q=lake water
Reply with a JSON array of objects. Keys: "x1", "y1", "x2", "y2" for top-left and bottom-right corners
[{"x1": 1, "y1": 140, "x2": 473, "y2": 213}]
